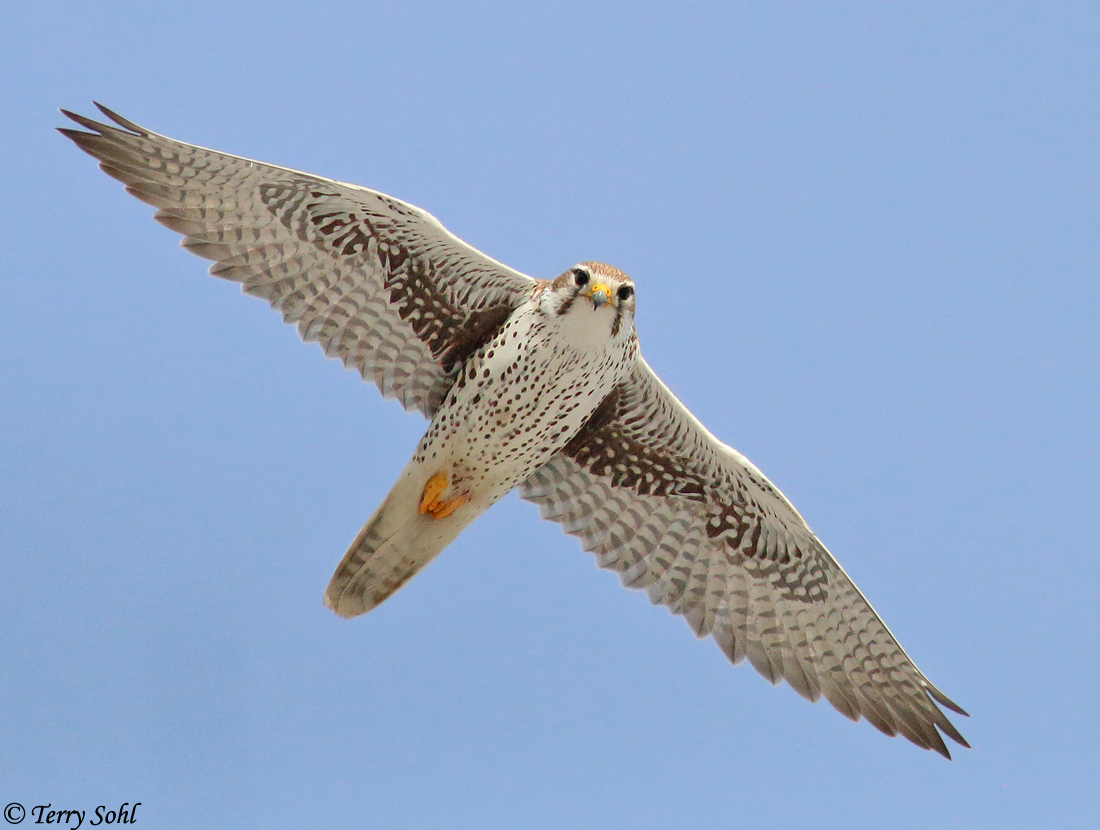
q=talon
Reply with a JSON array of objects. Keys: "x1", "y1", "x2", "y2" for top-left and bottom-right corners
[{"x1": 419, "y1": 472, "x2": 467, "y2": 519}]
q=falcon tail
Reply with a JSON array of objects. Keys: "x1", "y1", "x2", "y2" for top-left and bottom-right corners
[{"x1": 323, "y1": 463, "x2": 480, "y2": 618}]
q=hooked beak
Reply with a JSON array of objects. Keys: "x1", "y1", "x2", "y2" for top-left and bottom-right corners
[{"x1": 585, "y1": 283, "x2": 612, "y2": 308}]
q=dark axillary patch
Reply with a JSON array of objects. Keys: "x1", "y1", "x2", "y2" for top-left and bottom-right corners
[
  {"x1": 260, "y1": 180, "x2": 516, "y2": 374},
  {"x1": 438, "y1": 304, "x2": 515, "y2": 374},
  {"x1": 383, "y1": 255, "x2": 470, "y2": 357},
  {"x1": 564, "y1": 386, "x2": 708, "y2": 500}
]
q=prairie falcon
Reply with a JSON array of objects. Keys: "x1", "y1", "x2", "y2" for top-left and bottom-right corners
[{"x1": 59, "y1": 104, "x2": 968, "y2": 758}]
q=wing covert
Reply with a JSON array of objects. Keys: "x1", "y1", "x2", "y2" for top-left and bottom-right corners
[
  {"x1": 520, "y1": 357, "x2": 968, "y2": 757},
  {"x1": 59, "y1": 104, "x2": 535, "y2": 417}
]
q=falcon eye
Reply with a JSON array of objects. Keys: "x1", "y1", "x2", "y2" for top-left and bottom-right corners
[
  {"x1": 617, "y1": 285, "x2": 633, "y2": 302},
  {"x1": 573, "y1": 269, "x2": 590, "y2": 288}
]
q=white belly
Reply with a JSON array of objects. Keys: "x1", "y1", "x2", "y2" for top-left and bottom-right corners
[{"x1": 413, "y1": 304, "x2": 629, "y2": 505}]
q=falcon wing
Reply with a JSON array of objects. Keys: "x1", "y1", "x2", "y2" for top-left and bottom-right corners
[
  {"x1": 59, "y1": 104, "x2": 536, "y2": 417},
  {"x1": 520, "y1": 357, "x2": 968, "y2": 758}
]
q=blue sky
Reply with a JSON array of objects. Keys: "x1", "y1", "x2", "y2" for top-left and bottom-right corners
[{"x1": 3, "y1": 1, "x2": 1099, "y2": 827}]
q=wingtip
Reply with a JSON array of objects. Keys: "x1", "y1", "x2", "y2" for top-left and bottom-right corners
[
  {"x1": 57, "y1": 107, "x2": 102, "y2": 133},
  {"x1": 927, "y1": 683, "x2": 969, "y2": 717},
  {"x1": 57, "y1": 103, "x2": 148, "y2": 138}
]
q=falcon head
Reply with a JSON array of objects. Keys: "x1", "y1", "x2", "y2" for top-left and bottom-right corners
[{"x1": 542, "y1": 262, "x2": 636, "y2": 341}]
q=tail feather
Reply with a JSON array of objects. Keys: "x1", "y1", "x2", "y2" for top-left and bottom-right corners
[{"x1": 323, "y1": 467, "x2": 477, "y2": 618}]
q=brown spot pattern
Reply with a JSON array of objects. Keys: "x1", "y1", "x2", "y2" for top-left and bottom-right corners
[
  {"x1": 559, "y1": 371, "x2": 827, "y2": 605},
  {"x1": 260, "y1": 180, "x2": 519, "y2": 381},
  {"x1": 564, "y1": 385, "x2": 708, "y2": 501}
]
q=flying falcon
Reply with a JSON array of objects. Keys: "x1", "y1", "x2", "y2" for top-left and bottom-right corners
[{"x1": 59, "y1": 104, "x2": 968, "y2": 758}]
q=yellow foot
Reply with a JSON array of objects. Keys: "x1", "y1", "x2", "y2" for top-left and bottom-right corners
[
  {"x1": 418, "y1": 472, "x2": 468, "y2": 519},
  {"x1": 419, "y1": 472, "x2": 448, "y2": 514}
]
